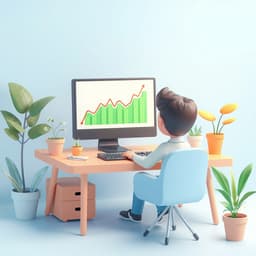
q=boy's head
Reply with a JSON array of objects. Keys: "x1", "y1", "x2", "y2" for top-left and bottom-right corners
[{"x1": 156, "y1": 87, "x2": 197, "y2": 136}]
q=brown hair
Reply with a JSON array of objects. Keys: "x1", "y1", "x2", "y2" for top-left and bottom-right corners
[{"x1": 156, "y1": 87, "x2": 197, "y2": 136}]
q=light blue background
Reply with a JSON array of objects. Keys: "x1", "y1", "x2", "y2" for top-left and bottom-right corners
[{"x1": 0, "y1": 0, "x2": 256, "y2": 201}]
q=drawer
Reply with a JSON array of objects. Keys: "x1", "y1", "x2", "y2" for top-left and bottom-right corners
[
  {"x1": 46, "y1": 177, "x2": 95, "y2": 201},
  {"x1": 53, "y1": 199, "x2": 96, "y2": 222}
]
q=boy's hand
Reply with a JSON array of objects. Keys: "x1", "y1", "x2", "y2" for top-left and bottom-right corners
[{"x1": 122, "y1": 151, "x2": 134, "y2": 160}]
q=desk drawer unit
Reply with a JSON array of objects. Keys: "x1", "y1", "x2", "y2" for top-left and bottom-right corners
[{"x1": 47, "y1": 177, "x2": 96, "y2": 222}]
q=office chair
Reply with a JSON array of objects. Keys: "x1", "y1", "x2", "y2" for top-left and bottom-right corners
[{"x1": 133, "y1": 149, "x2": 208, "y2": 245}]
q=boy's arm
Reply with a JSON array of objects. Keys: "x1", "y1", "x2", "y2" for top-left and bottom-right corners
[{"x1": 123, "y1": 145, "x2": 163, "y2": 169}]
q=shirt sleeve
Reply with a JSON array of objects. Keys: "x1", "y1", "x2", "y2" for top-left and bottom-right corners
[
  {"x1": 132, "y1": 144, "x2": 165, "y2": 169},
  {"x1": 132, "y1": 138, "x2": 190, "y2": 169}
]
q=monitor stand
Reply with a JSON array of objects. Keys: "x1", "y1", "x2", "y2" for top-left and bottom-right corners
[{"x1": 98, "y1": 138, "x2": 128, "y2": 153}]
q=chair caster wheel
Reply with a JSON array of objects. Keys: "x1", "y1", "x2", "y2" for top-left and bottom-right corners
[
  {"x1": 172, "y1": 225, "x2": 176, "y2": 230},
  {"x1": 193, "y1": 233, "x2": 199, "y2": 240},
  {"x1": 165, "y1": 237, "x2": 169, "y2": 245},
  {"x1": 143, "y1": 230, "x2": 149, "y2": 237}
]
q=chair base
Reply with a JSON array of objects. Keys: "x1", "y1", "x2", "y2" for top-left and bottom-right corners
[{"x1": 143, "y1": 205, "x2": 199, "y2": 245}]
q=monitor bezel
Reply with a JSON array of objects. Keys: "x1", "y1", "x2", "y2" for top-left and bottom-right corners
[{"x1": 71, "y1": 77, "x2": 157, "y2": 141}]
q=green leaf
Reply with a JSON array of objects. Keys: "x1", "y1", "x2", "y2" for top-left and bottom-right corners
[
  {"x1": 189, "y1": 125, "x2": 202, "y2": 136},
  {"x1": 0, "y1": 110, "x2": 23, "y2": 133},
  {"x1": 230, "y1": 170, "x2": 237, "y2": 207},
  {"x1": 8, "y1": 82, "x2": 33, "y2": 113},
  {"x1": 237, "y1": 164, "x2": 253, "y2": 196},
  {"x1": 29, "y1": 96, "x2": 55, "y2": 117},
  {"x1": 216, "y1": 188, "x2": 232, "y2": 206},
  {"x1": 4, "y1": 171, "x2": 23, "y2": 192},
  {"x1": 212, "y1": 167, "x2": 231, "y2": 194},
  {"x1": 27, "y1": 114, "x2": 40, "y2": 127},
  {"x1": 231, "y1": 211, "x2": 238, "y2": 218},
  {"x1": 5, "y1": 157, "x2": 23, "y2": 189},
  {"x1": 30, "y1": 166, "x2": 48, "y2": 192},
  {"x1": 28, "y1": 123, "x2": 51, "y2": 139},
  {"x1": 237, "y1": 191, "x2": 256, "y2": 208},
  {"x1": 220, "y1": 201, "x2": 233, "y2": 212},
  {"x1": 4, "y1": 128, "x2": 19, "y2": 140}
]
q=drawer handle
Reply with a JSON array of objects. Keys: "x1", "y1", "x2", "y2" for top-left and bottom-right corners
[
  {"x1": 75, "y1": 207, "x2": 81, "y2": 211},
  {"x1": 75, "y1": 192, "x2": 81, "y2": 196}
]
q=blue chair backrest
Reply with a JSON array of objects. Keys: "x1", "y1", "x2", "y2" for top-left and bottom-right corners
[{"x1": 157, "y1": 149, "x2": 208, "y2": 205}]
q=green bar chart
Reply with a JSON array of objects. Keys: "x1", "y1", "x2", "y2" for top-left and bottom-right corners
[{"x1": 81, "y1": 89, "x2": 147, "y2": 125}]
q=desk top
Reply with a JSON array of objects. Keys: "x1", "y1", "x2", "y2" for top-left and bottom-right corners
[
  {"x1": 35, "y1": 145, "x2": 160, "y2": 174},
  {"x1": 35, "y1": 146, "x2": 233, "y2": 175},
  {"x1": 208, "y1": 154, "x2": 233, "y2": 167}
]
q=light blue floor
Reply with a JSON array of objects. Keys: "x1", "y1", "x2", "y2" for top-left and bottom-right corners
[{"x1": 0, "y1": 196, "x2": 255, "y2": 256}]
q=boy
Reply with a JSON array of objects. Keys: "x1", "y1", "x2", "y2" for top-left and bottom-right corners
[{"x1": 120, "y1": 87, "x2": 197, "y2": 222}]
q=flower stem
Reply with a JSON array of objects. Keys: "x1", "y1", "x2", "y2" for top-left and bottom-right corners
[
  {"x1": 218, "y1": 125, "x2": 224, "y2": 134},
  {"x1": 211, "y1": 121, "x2": 215, "y2": 134},
  {"x1": 20, "y1": 113, "x2": 27, "y2": 192},
  {"x1": 216, "y1": 114, "x2": 223, "y2": 134}
]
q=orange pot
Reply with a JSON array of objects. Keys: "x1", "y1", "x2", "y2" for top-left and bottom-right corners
[
  {"x1": 72, "y1": 146, "x2": 83, "y2": 156},
  {"x1": 223, "y1": 213, "x2": 248, "y2": 241},
  {"x1": 206, "y1": 133, "x2": 224, "y2": 154}
]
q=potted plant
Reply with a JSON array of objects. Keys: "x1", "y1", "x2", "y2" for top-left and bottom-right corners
[
  {"x1": 212, "y1": 164, "x2": 256, "y2": 241},
  {"x1": 71, "y1": 139, "x2": 83, "y2": 156},
  {"x1": 1, "y1": 82, "x2": 54, "y2": 220},
  {"x1": 199, "y1": 103, "x2": 238, "y2": 154},
  {"x1": 187, "y1": 125, "x2": 203, "y2": 148},
  {"x1": 46, "y1": 117, "x2": 66, "y2": 156}
]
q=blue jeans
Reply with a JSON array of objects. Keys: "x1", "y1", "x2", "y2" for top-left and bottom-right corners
[{"x1": 131, "y1": 192, "x2": 166, "y2": 216}]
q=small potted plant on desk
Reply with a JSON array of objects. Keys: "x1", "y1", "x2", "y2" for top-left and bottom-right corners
[
  {"x1": 212, "y1": 164, "x2": 256, "y2": 241},
  {"x1": 46, "y1": 118, "x2": 66, "y2": 156},
  {"x1": 0, "y1": 82, "x2": 54, "y2": 220},
  {"x1": 71, "y1": 139, "x2": 83, "y2": 156},
  {"x1": 187, "y1": 125, "x2": 203, "y2": 148}
]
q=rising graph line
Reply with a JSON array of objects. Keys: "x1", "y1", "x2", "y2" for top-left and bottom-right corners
[{"x1": 80, "y1": 84, "x2": 145, "y2": 124}]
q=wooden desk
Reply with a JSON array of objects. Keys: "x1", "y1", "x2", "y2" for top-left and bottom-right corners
[{"x1": 35, "y1": 146, "x2": 232, "y2": 235}]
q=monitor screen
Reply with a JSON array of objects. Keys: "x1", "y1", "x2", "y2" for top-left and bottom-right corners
[{"x1": 71, "y1": 77, "x2": 156, "y2": 152}]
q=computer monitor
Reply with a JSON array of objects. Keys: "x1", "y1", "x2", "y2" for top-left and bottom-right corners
[{"x1": 71, "y1": 77, "x2": 156, "y2": 152}]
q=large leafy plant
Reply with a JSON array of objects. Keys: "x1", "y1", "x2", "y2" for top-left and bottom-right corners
[
  {"x1": 1, "y1": 82, "x2": 54, "y2": 192},
  {"x1": 212, "y1": 164, "x2": 256, "y2": 218}
]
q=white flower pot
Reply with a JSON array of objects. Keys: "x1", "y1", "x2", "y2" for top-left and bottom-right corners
[
  {"x1": 187, "y1": 135, "x2": 203, "y2": 148},
  {"x1": 11, "y1": 189, "x2": 40, "y2": 220}
]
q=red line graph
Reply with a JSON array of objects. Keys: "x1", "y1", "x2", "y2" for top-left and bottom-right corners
[{"x1": 80, "y1": 84, "x2": 145, "y2": 124}]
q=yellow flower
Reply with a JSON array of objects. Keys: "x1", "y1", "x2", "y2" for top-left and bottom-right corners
[
  {"x1": 222, "y1": 118, "x2": 236, "y2": 125},
  {"x1": 199, "y1": 103, "x2": 238, "y2": 134},
  {"x1": 220, "y1": 103, "x2": 238, "y2": 115},
  {"x1": 198, "y1": 110, "x2": 216, "y2": 121}
]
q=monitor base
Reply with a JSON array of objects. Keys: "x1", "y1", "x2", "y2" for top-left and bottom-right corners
[{"x1": 98, "y1": 138, "x2": 128, "y2": 153}]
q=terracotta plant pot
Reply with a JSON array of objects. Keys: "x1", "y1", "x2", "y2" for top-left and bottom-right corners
[
  {"x1": 206, "y1": 133, "x2": 224, "y2": 154},
  {"x1": 223, "y1": 213, "x2": 248, "y2": 241},
  {"x1": 71, "y1": 146, "x2": 83, "y2": 156},
  {"x1": 187, "y1": 135, "x2": 203, "y2": 148},
  {"x1": 47, "y1": 138, "x2": 65, "y2": 156}
]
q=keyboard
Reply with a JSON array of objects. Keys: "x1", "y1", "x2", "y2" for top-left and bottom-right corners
[
  {"x1": 97, "y1": 152, "x2": 127, "y2": 161},
  {"x1": 97, "y1": 151, "x2": 152, "y2": 161}
]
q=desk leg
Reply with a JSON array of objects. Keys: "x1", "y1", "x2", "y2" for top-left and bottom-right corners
[
  {"x1": 207, "y1": 167, "x2": 219, "y2": 225},
  {"x1": 45, "y1": 167, "x2": 59, "y2": 216},
  {"x1": 80, "y1": 174, "x2": 88, "y2": 236}
]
